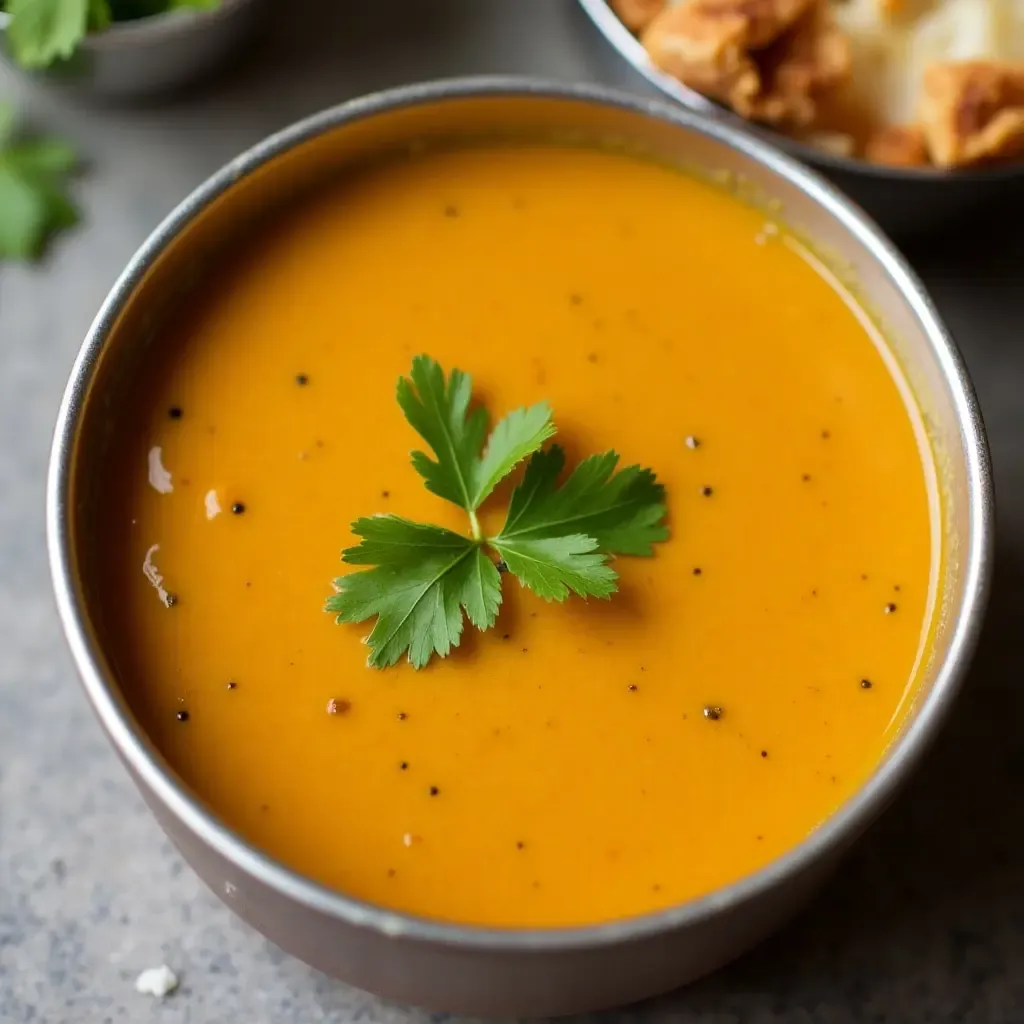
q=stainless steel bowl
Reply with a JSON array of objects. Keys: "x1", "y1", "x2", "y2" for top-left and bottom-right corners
[
  {"x1": 0, "y1": 0, "x2": 268, "y2": 101},
  {"x1": 577, "y1": 0, "x2": 1024, "y2": 238},
  {"x1": 47, "y1": 78, "x2": 993, "y2": 1016}
]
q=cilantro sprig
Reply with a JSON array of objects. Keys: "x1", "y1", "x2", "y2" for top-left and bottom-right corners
[
  {"x1": 326, "y1": 355, "x2": 669, "y2": 669},
  {"x1": 0, "y1": 103, "x2": 78, "y2": 261},
  {"x1": 2, "y1": 0, "x2": 221, "y2": 69}
]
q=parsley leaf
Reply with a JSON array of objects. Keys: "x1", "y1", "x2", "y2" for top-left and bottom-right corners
[
  {"x1": 327, "y1": 357, "x2": 668, "y2": 669},
  {"x1": 5, "y1": 0, "x2": 90, "y2": 68},
  {"x1": 397, "y1": 354, "x2": 554, "y2": 517},
  {"x1": 326, "y1": 517, "x2": 501, "y2": 669},
  {"x1": 496, "y1": 445, "x2": 669, "y2": 556},
  {"x1": 0, "y1": 104, "x2": 79, "y2": 261}
]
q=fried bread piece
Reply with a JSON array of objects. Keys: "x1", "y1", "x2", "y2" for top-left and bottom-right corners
[{"x1": 919, "y1": 60, "x2": 1024, "y2": 167}]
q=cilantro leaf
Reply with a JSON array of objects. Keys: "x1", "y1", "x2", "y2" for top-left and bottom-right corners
[
  {"x1": 326, "y1": 517, "x2": 501, "y2": 668},
  {"x1": 498, "y1": 445, "x2": 669, "y2": 556},
  {"x1": 5, "y1": 0, "x2": 90, "y2": 68},
  {"x1": 489, "y1": 534, "x2": 617, "y2": 601},
  {"x1": 0, "y1": 106, "x2": 79, "y2": 262},
  {"x1": 397, "y1": 354, "x2": 554, "y2": 513}
]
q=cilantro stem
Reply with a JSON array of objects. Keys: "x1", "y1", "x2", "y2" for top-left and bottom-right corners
[{"x1": 468, "y1": 508, "x2": 482, "y2": 541}]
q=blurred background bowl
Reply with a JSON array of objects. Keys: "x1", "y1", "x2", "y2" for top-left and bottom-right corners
[
  {"x1": 576, "y1": 0, "x2": 1024, "y2": 240},
  {"x1": 0, "y1": 0, "x2": 270, "y2": 102}
]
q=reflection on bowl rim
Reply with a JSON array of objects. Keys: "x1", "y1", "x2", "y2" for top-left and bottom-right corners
[
  {"x1": 47, "y1": 76, "x2": 992, "y2": 954},
  {"x1": 577, "y1": 0, "x2": 1024, "y2": 183}
]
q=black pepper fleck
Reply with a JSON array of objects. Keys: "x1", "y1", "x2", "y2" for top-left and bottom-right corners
[
  {"x1": 703, "y1": 705, "x2": 723, "y2": 721},
  {"x1": 381, "y1": 490, "x2": 390, "y2": 499},
  {"x1": 884, "y1": 602, "x2": 898, "y2": 615},
  {"x1": 400, "y1": 761, "x2": 409, "y2": 770},
  {"x1": 860, "y1": 678, "x2": 873, "y2": 689},
  {"x1": 429, "y1": 786, "x2": 440, "y2": 797},
  {"x1": 164, "y1": 593, "x2": 178, "y2": 608},
  {"x1": 176, "y1": 710, "x2": 190, "y2": 722},
  {"x1": 761, "y1": 750, "x2": 768, "y2": 758},
  {"x1": 894, "y1": 584, "x2": 902, "y2": 592},
  {"x1": 231, "y1": 502, "x2": 246, "y2": 515},
  {"x1": 168, "y1": 406, "x2": 183, "y2": 420},
  {"x1": 802, "y1": 473, "x2": 812, "y2": 482},
  {"x1": 226, "y1": 680, "x2": 237, "y2": 690},
  {"x1": 295, "y1": 374, "x2": 309, "y2": 386},
  {"x1": 701, "y1": 486, "x2": 714, "y2": 497},
  {"x1": 502, "y1": 633, "x2": 510, "y2": 640},
  {"x1": 692, "y1": 567, "x2": 702, "y2": 576},
  {"x1": 495, "y1": 560, "x2": 508, "y2": 574},
  {"x1": 628, "y1": 684, "x2": 638, "y2": 692},
  {"x1": 516, "y1": 841, "x2": 526, "y2": 850},
  {"x1": 685, "y1": 435, "x2": 701, "y2": 449},
  {"x1": 397, "y1": 712, "x2": 408, "y2": 721}
]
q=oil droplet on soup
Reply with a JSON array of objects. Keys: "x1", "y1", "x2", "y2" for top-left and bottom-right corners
[{"x1": 87, "y1": 144, "x2": 937, "y2": 928}]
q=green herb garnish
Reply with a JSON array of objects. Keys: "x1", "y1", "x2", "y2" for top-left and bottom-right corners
[
  {"x1": 326, "y1": 355, "x2": 669, "y2": 669},
  {"x1": 0, "y1": 103, "x2": 78, "y2": 261},
  {"x1": 3, "y1": 0, "x2": 220, "y2": 69}
]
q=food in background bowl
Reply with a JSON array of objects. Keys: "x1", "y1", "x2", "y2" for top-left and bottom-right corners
[
  {"x1": 611, "y1": 0, "x2": 1024, "y2": 167},
  {"x1": 82, "y1": 139, "x2": 940, "y2": 927}
]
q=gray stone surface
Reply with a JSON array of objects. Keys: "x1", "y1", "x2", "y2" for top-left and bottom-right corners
[{"x1": 2, "y1": 2, "x2": 1023, "y2": 1021}]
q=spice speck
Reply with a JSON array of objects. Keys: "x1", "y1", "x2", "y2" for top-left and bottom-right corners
[
  {"x1": 703, "y1": 705, "x2": 723, "y2": 721},
  {"x1": 701, "y1": 486, "x2": 714, "y2": 497},
  {"x1": 175, "y1": 710, "x2": 190, "y2": 723},
  {"x1": 295, "y1": 374, "x2": 309, "y2": 386},
  {"x1": 860, "y1": 678, "x2": 873, "y2": 689},
  {"x1": 884, "y1": 602, "x2": 898, "y2": 615},
  {"x1": 397, "y1": 712, "x2": 408, "y2": 721},
  {"x1": 326, "y1": 698, "x2": 351, "y2": 716},
  {"x1": 429, "y1": 786, "x2": 440, "y2": 797},
  {"x1": 628, "y1": 684, "x2": 638, "y2": 692},
  {"x1": 226, "y1": 680, "x2": 237, "y2": 690},
  {"x1": 685, "y1": 436, "x2": 700, "y2": 449},
  {"x1": 231, "y1": 502, "x2": 246, "y2": 515},
  {"x1": 692, "y1": 567, "x2": 702, "y2": 576},
  {"x1": 164, "y1": 593, "x2": 178, "y2": 608},
  {"x1": 167, "y1": 407, "x2": 183, "y2": 420},
  {"x1": 399, "y1": 761, "x2": 409, "y2": 771}
]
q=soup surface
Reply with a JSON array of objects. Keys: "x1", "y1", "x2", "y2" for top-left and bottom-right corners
[{"x1": 89, "y1": 143, "x2": 936, "y2": 928}]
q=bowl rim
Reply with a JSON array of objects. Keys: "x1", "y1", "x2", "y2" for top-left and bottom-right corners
[
  {"x1": 47, "y1": 75, "x2": 994, "y2": 953},
  {"x1": 0, "y1": 0, "x2": 257, "y2": 51},
  {"x1": 576, "y1": 0, "x2": 1024, "y2": 184}
]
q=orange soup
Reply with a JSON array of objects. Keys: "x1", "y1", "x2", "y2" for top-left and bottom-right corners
[{"x1": 90, "y1": 143, "x2": 937, "y2": 928}]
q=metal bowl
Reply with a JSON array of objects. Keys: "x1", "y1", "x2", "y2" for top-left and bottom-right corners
[
  {"x1": 0, "y1": 0, "x2": 268, "y2": 101},
  {"x1": 47, "y1": 78, "x2": 992, "y2": 1016},
  {"x1": 577, "y1": 0, "x2": 1024, "y2": 238}
]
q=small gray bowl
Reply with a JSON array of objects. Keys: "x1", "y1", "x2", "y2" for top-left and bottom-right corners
[{"x1": 0, "y1": 0, "x2": 269, "y2": 101}]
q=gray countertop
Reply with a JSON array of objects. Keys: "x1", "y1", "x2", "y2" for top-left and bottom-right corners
[{"x1": 2, "y1": 2, "x2": 1023, "y2": 1021}]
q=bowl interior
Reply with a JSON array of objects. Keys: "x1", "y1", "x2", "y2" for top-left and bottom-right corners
[{"x1": 55, "y1": 83, "x2": 990, "y2": 943}]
